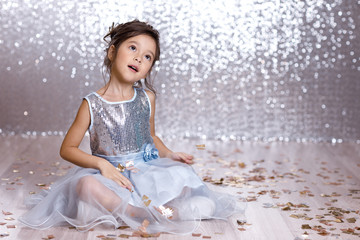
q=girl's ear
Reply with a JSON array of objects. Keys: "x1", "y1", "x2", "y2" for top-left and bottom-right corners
[{"x1": 108, "y1": 45, "x2": 115, "y2": 61}]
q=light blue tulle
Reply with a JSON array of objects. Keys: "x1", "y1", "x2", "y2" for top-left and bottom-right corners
[{"x1": 19, "y1": 144, "x2": 245, "y2": 234}]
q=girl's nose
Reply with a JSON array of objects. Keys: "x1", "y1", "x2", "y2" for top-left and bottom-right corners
[{"x1": 134, "y1": 56, "x2": 141, "y2": 63}]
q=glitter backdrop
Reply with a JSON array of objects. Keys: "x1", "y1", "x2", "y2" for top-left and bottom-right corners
[{"x1": 0, "y1": 0, "x2": 359, "y2": 142}]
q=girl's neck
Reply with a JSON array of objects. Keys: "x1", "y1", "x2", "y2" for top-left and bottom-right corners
[{"x1": 98, "y1": 80, "x2": 135, "y2": 102}]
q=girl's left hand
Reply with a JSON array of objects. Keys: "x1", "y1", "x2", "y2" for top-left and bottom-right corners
[{"x1": 168, "y1": 152, "x2": 194, "y2": 164}]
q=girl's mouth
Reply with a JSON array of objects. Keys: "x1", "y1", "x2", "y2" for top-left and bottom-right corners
[{"x1": 128, "y1": 65, "x2": 138, "y2": 72}]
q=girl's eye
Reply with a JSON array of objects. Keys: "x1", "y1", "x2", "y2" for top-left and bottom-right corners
[
  {"x1": 130, "y1": 45, "x2": 136, "y2": 51},
  {"x1": 145, "y1": 55, "x2": 151, "y2": 61}
]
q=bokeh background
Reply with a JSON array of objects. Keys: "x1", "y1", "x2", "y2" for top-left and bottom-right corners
[{"x1": 0, "y1": 0, "x2": 359, "y2": 142}]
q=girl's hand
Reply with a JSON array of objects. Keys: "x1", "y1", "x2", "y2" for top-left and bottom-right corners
[
  {"x1": 98, "y1": 160, "x2": 133, "y2": 191},
  {"x1": 168, "y1": 152, "x2": 194, "y2": 164}
]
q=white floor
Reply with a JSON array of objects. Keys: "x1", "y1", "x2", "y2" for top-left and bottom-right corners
[{"x1": 0, "y1": 136, "x2": 359, "y2": 240}]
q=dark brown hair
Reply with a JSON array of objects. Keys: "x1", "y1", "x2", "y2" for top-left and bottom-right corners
[{"x1": 102, "y1": 19, "x2": 160, "y2": 94}]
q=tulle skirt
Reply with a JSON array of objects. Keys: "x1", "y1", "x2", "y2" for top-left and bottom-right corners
[{"x1": 19, "y1": 145, "x2": 245, "y2": 234}]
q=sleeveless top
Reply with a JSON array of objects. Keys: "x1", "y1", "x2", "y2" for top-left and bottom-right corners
[{"x1": 84, "y1": 88, "x2": 154, "y2": 156}]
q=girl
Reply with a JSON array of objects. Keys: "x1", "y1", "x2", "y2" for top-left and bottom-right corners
[{"x1": 19, "y1": 20, "x2": 244, "y2": 235}]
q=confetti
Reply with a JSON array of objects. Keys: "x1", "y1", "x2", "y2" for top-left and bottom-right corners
[
  {"x1": 6, "y1": 225, "x2": 15, "y2": 228},
  {"x1": 340, "y1": 228, "x2": 355, "y2": 234},
  {"x1": 142, "y1": 195, "x2": 151, "y2": 207},
  {"x1": 346, "y1": 217, "x2": 356, "y2": 223},
  {"x1": 158, "y1": 205, "x2": 174, "y2": 218},
  {"x1": 116, "y1": 163, "x2": 125, "y2": 172},
  {"x1": 2, "y1": 211, "x2": 12, "y2": 216},
  {"x1": 117, "y1": 226, "x2": 130, "y2": 230},
  {"x1": 237, "y1": 220, "x2": 246, "y2": 225},
  {"x1": 192, "y1": 233, "x2": 201, "y2": 237},
  {"x1": 118, "y1": 234, "x2": 130, "y2": 238},
  {"x1": 196, "y1": 144, "x2": 205, "y2": 150},
  {"x1": 238, "y1": 162, "x2": 246, "y2": 168}
]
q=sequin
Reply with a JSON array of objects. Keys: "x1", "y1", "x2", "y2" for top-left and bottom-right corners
[{"x1": 158, "y1": 205, "x2": 174, "y2": 218}]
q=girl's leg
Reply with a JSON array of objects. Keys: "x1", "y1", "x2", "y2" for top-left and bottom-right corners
[
  {"x1": 76, "y1": 176, "x2": 149, "y2": 218},
  {"x1": 76, "y1": 176, "x2": 122, "y2": 211}
]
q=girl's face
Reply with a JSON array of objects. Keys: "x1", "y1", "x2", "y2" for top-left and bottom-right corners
[{"x1": 109, "y1": 34, "x2": 157, "y2": 84}]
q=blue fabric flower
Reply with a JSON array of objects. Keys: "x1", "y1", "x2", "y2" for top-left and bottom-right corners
[{"x1": 143, "y1": 144, "x2": 159, "y2": 162}]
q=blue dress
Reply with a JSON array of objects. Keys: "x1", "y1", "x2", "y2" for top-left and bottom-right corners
[{"x1": 19, "y1": 88, "x2": 245, "y2": 234}]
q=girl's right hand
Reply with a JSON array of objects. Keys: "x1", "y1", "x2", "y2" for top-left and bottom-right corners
[{"x1": 98, "y1": 160, "x2": 133, "y2": 191}]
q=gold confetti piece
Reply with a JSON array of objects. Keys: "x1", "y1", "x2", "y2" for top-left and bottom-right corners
[
  {"x1": 202, "y1": 236, "x2": 211, "y2": 239},
  {"x1": 238, "y1": 228, "x2": 246, "y2": 231},
  {"x1": 142, "y1": 195, "x2": 151, "y2": 207},
  {"x1": 0, "y1": 223, "x2": 6, "y2": 225},
  {"x1": 192, "y1": 233, "x2": 201, "y2": 237},
  {"x1": 36, "y1": 183, "x2": 46, "y2": 187},
  {"x1": 4, "y1": 217, "x2": 14, "y2": 221},
  {"x1": 1, "y1": 178, "x2": 9, "y2": 181},
  {"x1": 317, "y1": 231, "x2": 330, "y2": 236},
  {"x1": 12, "y1": 169, "x2": 19, "y2": 173},
  {"x1": 116, "y1": 163, "x2": 125, "y2": 172},
  {"x1": 118, "y1": 234, "x2": 130, "y2": 238},
  {"x1": 6, "y1": 225, "x2": 16, "y2": 228},
  {"x1": 346, "y1": 217, "x2": 356, "y2": 223},
  {"x1": 341, "y1": 228, "x2": 355, "y2": 234},
  {"x1": 29, "y1": 171, "x2": 34, "y2": 174},
  {"x1": 238, "y1": 162, "x2": 246, "y2": 168},
  {"x1": 2, "y1": 211, "x2": 12, "y2": 216},
  {"x1": 29, "y1": 191, "x2": 36, "y2": 195},
  {"x1": 96, "y1": 235, "x2": 105, "y2": 238},
  {"x1": 196, "y1": 144, "x2": 205, "y2": 150},
  {"x1": 281, "y1": 206, "x2": 291, "y2": 211},
  {"x1": 237, "y1": 220, "x2": 246, "y2": 225},
  {"x1": 0, "y1": 233, "x2": 9, "y2": 237},
  {"x1": 47, "y1": 235, "x2": 55, "y2": 239},
  {"x1": 117, "y1": 226, "x2": 130, "y2": 230}
]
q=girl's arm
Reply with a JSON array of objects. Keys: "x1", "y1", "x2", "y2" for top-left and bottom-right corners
[
  {"x1": 60, "y1": 100, "x2": 133, "y2": 190},
  {"x1": 146, "y1": 90, "x2": 193, "y2": 164}
]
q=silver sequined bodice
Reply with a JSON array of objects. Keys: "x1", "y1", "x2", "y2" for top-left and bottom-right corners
[{"x1": 84, "y1": 88, "x2": 153, "y2": 156}]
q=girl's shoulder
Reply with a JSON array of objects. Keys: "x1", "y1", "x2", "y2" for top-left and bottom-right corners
[{"x1": 142, "y1": 88, "x2": 155, "y2": 102}]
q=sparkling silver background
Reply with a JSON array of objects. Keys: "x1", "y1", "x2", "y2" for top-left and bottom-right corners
[{"x1": 0, "y1": 0, "x2": 359, "y2": 142}]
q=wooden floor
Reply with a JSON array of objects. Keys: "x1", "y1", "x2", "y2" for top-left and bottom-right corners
[{"x1": 0, "y1": 136, "x2": 359, "y2": 240}]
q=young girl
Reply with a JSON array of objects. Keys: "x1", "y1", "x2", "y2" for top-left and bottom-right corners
[{"x1": 19, "y1": 20, "x2": 244, "y2": 235}]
